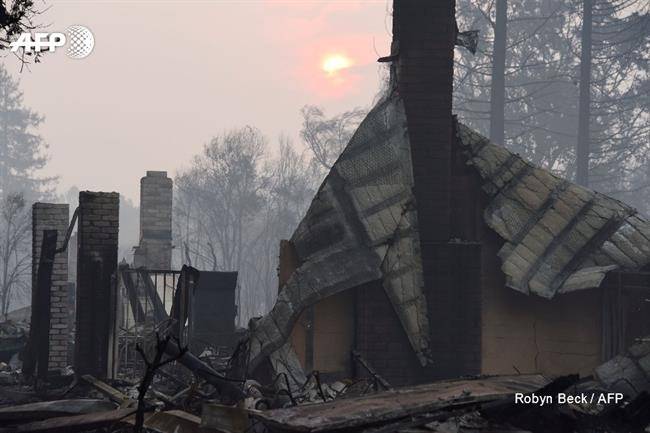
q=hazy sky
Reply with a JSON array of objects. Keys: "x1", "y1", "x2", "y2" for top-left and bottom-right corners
[{"x1": 4, "y1": 0, "x2": 392, "y2": 202}]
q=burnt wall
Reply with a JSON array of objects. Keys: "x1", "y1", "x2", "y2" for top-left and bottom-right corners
[
  {"x1": 31, "y1": 203, "x2": 70, "y2": 370},
  {"x1": 74, "y1": 191, "x2": 119, "y2": 378},
  {"x1": 189, "y1": 271, "x2": 238, "y2": 351}
]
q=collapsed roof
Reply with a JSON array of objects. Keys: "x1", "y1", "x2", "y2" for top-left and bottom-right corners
[
  {"x1": 458, "y1": 125, "x2": 650, "y2": 298},
  {"x1": 244, "y1": 91, "x2": 650, "y2": 375},
  {"x1": 247, "y1": 93, "x2": 427, "y2": 374}
]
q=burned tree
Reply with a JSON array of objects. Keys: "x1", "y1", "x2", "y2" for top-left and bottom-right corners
[
  {"x1": 0, "y1": 1, "x2": 39, "y2": 48},
  {"x1": 300, "y1": 105, "x2": 366, "y2": 172},
  {"x1": 488, "y1": 0, "x2": 507, "y2": 145},
  {"x1": 455, "y1": 0, "x2": 649, "y2": 205},
  {"x1": 0, "y1": 0, "x2": 47, "y2": 67},
  {"x1": 174, "y1": 128, "x2": 315, "y2": 320},
  {"x1": 576, "y1": 0, "x2": 593, "y2": 187},
  {"x1": 0, "y1": 193, "x2": 29, "y2": 316}
]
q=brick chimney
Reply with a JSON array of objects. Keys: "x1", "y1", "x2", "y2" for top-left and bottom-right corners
[
  {"x1": 394, "y1": 1, "x2": 455, "y2": 239},
  {"x1": 393, "y1": 1, "x2": 466, "y2": 378},
  {"x1": 133, "y1": 171, "x2": 173, "y2": 270}
]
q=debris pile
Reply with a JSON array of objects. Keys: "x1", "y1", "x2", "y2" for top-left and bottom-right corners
[
  {"x1": 206, "y1": 373, "x2": 650, "y2": 433},
  {"x1": 1, "y1": 333, "x2": 650, "y2": 433},
  {"x1": 0, "y1": 321, "x2": 28, "y2": 365}
]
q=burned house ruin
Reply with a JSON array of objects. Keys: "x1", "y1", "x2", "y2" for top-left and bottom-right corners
[
  {"x1": 239, "y1": 1, "x2": 650, "y2": 388},
  {"x1": 26, "y1": 167, "x2": 245, "y2": 382},
  {"x1": 4, "y1": 1, "x2": 650, "y2": 432},
  {"x1": 107, "y1": 171, "x2": 239, "y2": 378}
]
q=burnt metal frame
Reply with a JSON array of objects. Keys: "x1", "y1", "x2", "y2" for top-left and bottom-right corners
[{"x1": 111, "y1": 266, "x2": 199, "y2": 379}]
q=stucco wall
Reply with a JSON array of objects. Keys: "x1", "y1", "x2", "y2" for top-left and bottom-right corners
[
  {"x1": 313, "y1": 290, "x2": 355, "y2": 376},
  {"x1": 480, "y1": 230, "x2": 602, "y2": 377}
]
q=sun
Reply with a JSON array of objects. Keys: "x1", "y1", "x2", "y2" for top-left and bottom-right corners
[{"x1": 322, "y1": 54, "x2": 352, "y2": 76}]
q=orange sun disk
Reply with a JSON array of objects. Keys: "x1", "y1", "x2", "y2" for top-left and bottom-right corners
[{"x1": 322, "y1": 54, "x2": 352, "y2": 76}]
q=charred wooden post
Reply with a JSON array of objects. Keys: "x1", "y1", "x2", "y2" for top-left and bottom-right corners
[
  {"x1": 137, "y1": 269, "x2": 168, "y2": 324},
  {"x1": 169, "y1": 265, "x2": 200, "y2": 345},
  {"x1": 119, "y1": 264, "x2": 146, "y2": 324},
  {"x1": 164, "y1": 337, "x2": 246, "y2": 403},
  {"x1": 24, "y1": 230, "x2": 57, "y2": 382}
]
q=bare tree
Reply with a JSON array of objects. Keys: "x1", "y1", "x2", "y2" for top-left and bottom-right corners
[
  {"x1": 576, "y1": 0, "x2": 593, "y2": 187},
  {"x1": 243, "y1": 136, "x2": 318, "y2": 312},
  {"x1": 300, "y1": 105, "x2": 366, "y2": 172},
  {"x1": 177, "y1": 126, "x2": 266, "y2": 272},
  {"x1": 488, "y1": 0, "x2": 507, "y2": 145},
  {"x1": 0, "y1": 193, "x2": 30, "y2": 315},
  {"x1": 455, "y1": 0, "x2": 577, "y2": 171},
  {"x1": 174, "y1": 128, "x2": 317, "y2": 323},
  {"x1": 0, "y1": 63, "x2": 53, "y2": 314},
  {"x1": 0, "y1": 63, "x2": 53, "y2": 199},
  {"x1": 583, "y1": 0, "x2": 649, "y2": 197},
  {"x1": 455, "y1": 0, "x2": 648, "y2": 207},
  {"x1": 174, "y1": 127, "x2": 267, "y2": 321}
]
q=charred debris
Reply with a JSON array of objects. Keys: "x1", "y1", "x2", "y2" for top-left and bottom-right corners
[{"x1": 2, "y1": 1, "x2": 650, "y2": 432}]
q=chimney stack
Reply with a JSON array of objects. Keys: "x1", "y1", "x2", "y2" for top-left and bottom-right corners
[
  {"x1": 133, "y1": 171, "x2": 173, "y2": 270},
  {"x1": 394, "y1": 0, "x2": 460, "y2": 378},
  {"x1": 394, "y1": 0, "x2": 455, "y2": 241}
]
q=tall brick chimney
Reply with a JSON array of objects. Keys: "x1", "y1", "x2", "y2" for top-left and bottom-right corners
[
  {"x1": 75, "y1": 191, "x2": 119, "y2": 378},
  {"x1": 394, "y1": 1, "x2": 455, "y2": 238},
  {"x1": 31, "y1": 203, "x2": 69, "y2": 373},
  {"x1": 133, "y1": 171, "x2": 173, "y2": 270},
  {"x1": 393, "y1": 1, "x2": 466, "y2": 378}
]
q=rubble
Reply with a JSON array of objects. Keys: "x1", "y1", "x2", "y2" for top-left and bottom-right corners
[
  {"x1": 0, "y1": 407, "x2": 139, "y2": 433},
  {"x1": 2, "y1": 171, "x2": 647, "y2": 433},
  {"x1": 0, "y1": 321, "x2": 28, "y2": 364},
  {"x1": 594, "y1": 339, "x2": 650, "y2": 397},
  {"x1": 1, "y1": 329, "x2": 650, "y2": 432},
  {"x1": 0, "y1": 399, "x2": 117, "y2": 423}
]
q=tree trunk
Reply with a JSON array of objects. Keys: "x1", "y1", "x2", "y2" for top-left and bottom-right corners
[
  {"x1": 576, "y1": 0, "x2": 592, "y2": 187},
  {"x1": 489, "y1": 0, "x2": 507, "y2": 145}
]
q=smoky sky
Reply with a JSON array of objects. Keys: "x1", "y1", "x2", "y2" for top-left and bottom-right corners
[{"x1": 4, "y1": 0, "x2": 391, "y2": 202}]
